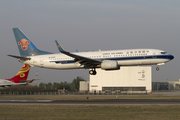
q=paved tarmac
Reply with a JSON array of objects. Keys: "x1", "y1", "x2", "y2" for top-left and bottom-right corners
[{"x1": 1, "y1": 99, "x2": 180, "y2": 105}]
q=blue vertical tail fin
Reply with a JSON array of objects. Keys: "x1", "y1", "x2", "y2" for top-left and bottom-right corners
[{"x1": 13, "y1": 28, "x2": 52, "y2": 56}]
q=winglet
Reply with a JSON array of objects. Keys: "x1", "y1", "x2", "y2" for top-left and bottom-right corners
[{"x1": 55, "y1": 40, "x2": 66, "y2": 53}]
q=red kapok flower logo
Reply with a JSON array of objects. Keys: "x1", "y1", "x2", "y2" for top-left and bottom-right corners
[{"x1": 18, "y1": 39, "x2": 30, "y2": 50}]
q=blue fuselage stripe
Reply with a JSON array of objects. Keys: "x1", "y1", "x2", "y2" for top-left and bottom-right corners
[{"x1": 51, "y1": 54, "x2": 172, "y2": 64}]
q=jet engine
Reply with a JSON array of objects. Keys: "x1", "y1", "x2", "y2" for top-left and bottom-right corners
[{"x1": 101, "y1": 60, "x2": 120, "y2": 70}]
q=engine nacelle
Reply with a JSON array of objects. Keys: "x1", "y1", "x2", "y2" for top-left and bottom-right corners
[{"x1": 101, "y1": 60, "x2": 120, "y2": 70}]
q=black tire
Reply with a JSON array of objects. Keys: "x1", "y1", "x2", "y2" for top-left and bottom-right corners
[
  {"x1": 156, "y1": 67, "x2": 159, "y2": 71},
  {"x1": 93, "y1": 70, "x2": 97, "y2": 75}
]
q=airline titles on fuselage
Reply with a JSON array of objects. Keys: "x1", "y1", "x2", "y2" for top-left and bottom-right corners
[{"x1": 48, "y1": 50, "x2": 150, "y2": 61}]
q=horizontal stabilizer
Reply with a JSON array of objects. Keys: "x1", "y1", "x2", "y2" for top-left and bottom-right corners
[
  {"x1": 8, "y1": 55, "x2": 31, "y2": 60},
  {"x1": 27, "y1": 79, "x2": 40, "y2": 83}
]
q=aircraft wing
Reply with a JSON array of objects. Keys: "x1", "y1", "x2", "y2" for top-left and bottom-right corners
[{"x1": 55, "y1": 40, "x2": 101, "y2": 67}]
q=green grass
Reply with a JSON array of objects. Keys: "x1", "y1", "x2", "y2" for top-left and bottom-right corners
[
  {"x1": 0, "y1": 95, "x2": 180, "y2": 120},
  {"x1": 0, "y1": 105, "x2": 180, "y2": 120},
  {"x1": 0, "y1": 96, "x2": 180, "y2": 119}
]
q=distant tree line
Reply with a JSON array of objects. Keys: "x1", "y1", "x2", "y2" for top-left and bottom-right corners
[
  {"x1": 39, "y1": 76, "x2": 86, "y2": 91},
  {"x1": 2, "y1": 77, "x2": 86, "y2": 92}
]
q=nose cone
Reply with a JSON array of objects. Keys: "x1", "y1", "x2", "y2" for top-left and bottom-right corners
[{"x1": 168, "y1": 54, "x2": 174, "y2": 60}]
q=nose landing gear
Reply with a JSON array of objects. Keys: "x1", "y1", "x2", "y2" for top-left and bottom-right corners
[
  {"x1": 156, "y1": 67, "x2": 159, "y2": 71},
  {"x1": 156, "y1": 63, "x2": 165, "y2": 71}
]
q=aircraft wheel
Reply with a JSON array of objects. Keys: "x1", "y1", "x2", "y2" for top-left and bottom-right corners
[
  {"x1": 156, "y1": 67, "x2": 159, "y2": 71},
  {"x1": 89, "y1": 70, "x2": 94, "y2": 75},
  {"x1": 93, "y1": 70, "x2": 97, "y2": 75},
  {"x1": 89, "y1": 70, "x2": 97, "y2": 75}
]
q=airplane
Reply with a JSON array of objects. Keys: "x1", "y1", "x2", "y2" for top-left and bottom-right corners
[
  {"x1": 8, "y1": 28, "x2": 174, "y2": 75},
  {"x1": 0, "y1": 64, "x2": 36, "y2": 90}
]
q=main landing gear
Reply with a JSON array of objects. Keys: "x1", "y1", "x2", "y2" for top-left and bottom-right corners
[{"x1": 89, "y1": 68, "x2": 97, "y2": 75}]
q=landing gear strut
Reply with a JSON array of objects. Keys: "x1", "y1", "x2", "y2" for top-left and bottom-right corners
[{"x1": 89, "y1": 68, "x2": 97, "y2": 75}]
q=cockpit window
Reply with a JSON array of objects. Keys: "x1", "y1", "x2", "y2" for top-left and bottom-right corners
[{"x1": 161, "y1": 52, "x2": 167, "y2": 54}]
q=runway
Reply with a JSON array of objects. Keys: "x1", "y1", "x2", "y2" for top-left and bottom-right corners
[{"x1": 1, "y1": 99, "x2": 180, "y2": 105}]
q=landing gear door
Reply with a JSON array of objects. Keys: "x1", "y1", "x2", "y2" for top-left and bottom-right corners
[{"x1": 40, "y1": 57, "x2": 44, "y2": 65}]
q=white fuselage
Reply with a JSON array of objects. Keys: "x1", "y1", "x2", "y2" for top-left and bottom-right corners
[
  {"x1": 21, "y1": 49, "x2": 173, "y2": 70},
  {"x1": 0, "y1": 79, "x2": 25, "y2": 90}
]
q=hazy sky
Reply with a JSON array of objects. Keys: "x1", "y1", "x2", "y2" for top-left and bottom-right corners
[{"x1": 0, "y1": 0, "x2": 180, "y2": 84}]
